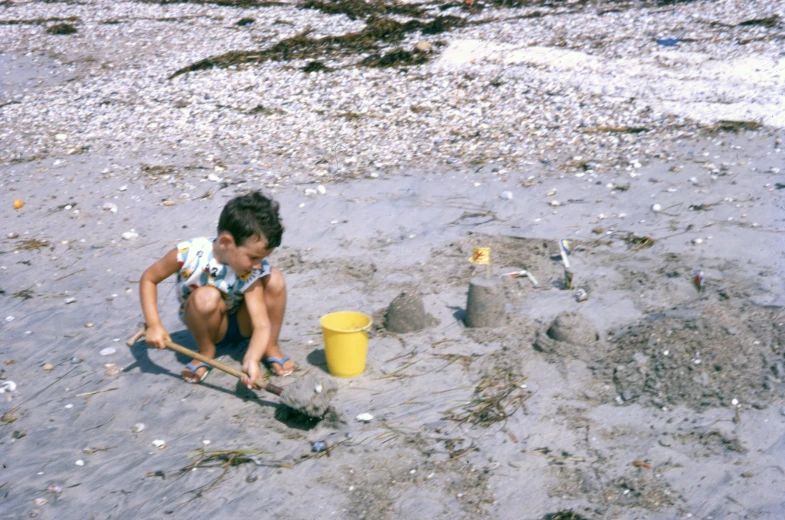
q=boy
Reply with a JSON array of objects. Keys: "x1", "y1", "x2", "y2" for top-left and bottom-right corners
[{"x1": 139, "y1": 191, "x2": 295, "y2": 387}]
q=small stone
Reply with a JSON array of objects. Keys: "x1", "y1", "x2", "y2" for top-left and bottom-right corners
[
  {"x1": 42, "y1": 363, "x2": 54, "y2": 371},
  {"x1": 64, "y1": 297, "x2": 76, "y2": 304},
  {"x1": 651, "y1": 204, "x2": 662, "y2": 212},
  {"x1": 13, "y1": 198, "x2": 24, "y2": 210},
  {"x1": 162, "y1": 200, "x2": 175, "y2": 206},
  {"x1": 549, "y1": 200, "x2": 561, "y2": 207},
  {"x1": 7, "y1": 232, "x2": 18, "y2": 239},
  {"x1": 121, "y1": 230, "x2": 139, "y2": 240},
  {"x1": 85, "y1": 322, "x2": 94, "y2": 328},
  {"x1": 71, "y1": 357, "x2": 82, "y2": 364},
  {"x1": 499, "y1": 190, "x2": 513, "y2": 200},
  {"x1": 246, "y1": 474, "x2": 258, "y2": 483},
  {"x1": 415, "y1": 40, "x2": 432, "y2": 53},
  {"x1": 131, "y1": 423, "x2": 145, "y2": 433},
  {"x1": 312, "y1": 441, "x2": 327, "y2": 452},
  {"x1": 102, "y1": 202, "x2": 118, "y2": 213}
]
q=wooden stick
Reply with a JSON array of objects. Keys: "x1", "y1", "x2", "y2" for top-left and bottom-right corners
[{"x1": 125, "y1": 325, "x2": 282, "y2": 395}]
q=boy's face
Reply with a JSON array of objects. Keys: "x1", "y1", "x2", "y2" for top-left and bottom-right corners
[{"x1": 218, "y1": 233, "x2": 273, "y2": 277}]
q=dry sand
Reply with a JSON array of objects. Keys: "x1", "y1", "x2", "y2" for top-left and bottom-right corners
[{"x1": 2, "y1": 2, "x2": 785, "y2": 520}]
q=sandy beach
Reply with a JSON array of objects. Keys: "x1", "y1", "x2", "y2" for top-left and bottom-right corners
[{"x1": 2, "y1": 1, "x2": 785, "y2": 519}]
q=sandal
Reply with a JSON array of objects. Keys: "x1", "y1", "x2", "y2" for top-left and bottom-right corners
[
  {"x1": 182, "y1": 361, "x2": 211, "y2": 384},
  {"x1": 263, "y1": 355, "x2": 294, "y2": 377}
]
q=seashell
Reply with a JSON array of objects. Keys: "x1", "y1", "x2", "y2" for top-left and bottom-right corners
[
  {"x1": 162, "y1": 200, "x2": 175, "y2": 206},
  {"x1": 64, "y1": 297, "x2": 76, "y2": 304},
  {"x1": 355, "y1": 413, "x2": 373, "y2": 423},
  {"x1": 85, "y1": 322, "x2": 94, "y2": 328},
  {"x1": 75, "y1": 460, "x2": 84, "y2": 466},
  {"x1": 47, "y1": 484, "x2": 62, "y2": 494},
  {"x1": 43, "y1": 363, "x2": 54, "y2": 371},
  {"x1": 131, "y1": 423, "x2": 145, "y2": 433},
  {"x1": 316, "y1": 185, "x2": 326, "y2": 195},
  {"x1": 100, "y1": 347, "x2": 116, "y2": 356},
  {"x1": 152, "y1": 440, "x2": 166, "y2": 449},
  {"x1": 102, "y1": 202, "x2": 118, "y2": 213},
  {"x1": 121, "y1": 230, "x2": 139, "y2": 240},
  {"x1": 0, "y1": 381, "x2": 17, "y2": 393},
  {"x1": 33, "y1": 498, "x2": 48, "y2": 506},
  {"x1": 104, "y1": 364, "x2": 121, "y2": 376},
  {"x1": 651, "y1": 204, "x2": 662, "y2": 212}
]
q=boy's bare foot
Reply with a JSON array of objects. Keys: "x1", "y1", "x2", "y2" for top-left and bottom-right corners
[{"x1": 182, "y1": 361, "x2": 211, "y2": 383}]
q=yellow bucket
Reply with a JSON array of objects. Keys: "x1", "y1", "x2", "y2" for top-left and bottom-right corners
[{"x1": 320, "y1": 311, "x2": 373, "y2": 378}]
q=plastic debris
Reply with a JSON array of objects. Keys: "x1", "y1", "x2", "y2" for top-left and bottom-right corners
[
  {"x1": 501, "y1": 269, "x2": 539, "y2": 286},
  {"x1": 0, "y1": 381, "x2": 17, "y2": 393},
  {"x1": 100, "y1": 347, "x2": 116, "y2": 356},
  {"x1": 656, "y1": 38, "x2": 681, "y2": 46},
  {"x1": 152, "y1": 440, "x2": 166, "y2": 449},
  {"x1": 312, "y1": 441, "x2": 327, "y2": 452},
  {"x1": 131, "y1": 423, "x2": 145, "y2": 433},
  {"x1": 693, "y1": 269, "x2": 705, "y2": 292},
  {"x1": 356, "y1": 413, "x2": 373, "y2": 422},
  {"x1": 564, "y1": 269, "x2": 574, "y2": 290}
]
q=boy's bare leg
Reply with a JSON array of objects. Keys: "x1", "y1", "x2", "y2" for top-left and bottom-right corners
[
  {"x1": 238, "y1": 267, "x2": 294, "y2": 376},
  {"x1": 182, "y1": 286, "x2": 228, "y2": 382}
]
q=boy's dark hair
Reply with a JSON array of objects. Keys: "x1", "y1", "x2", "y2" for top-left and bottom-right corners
[{"x1": 218, "y1": 191, "x2": 284, "y2": 248}]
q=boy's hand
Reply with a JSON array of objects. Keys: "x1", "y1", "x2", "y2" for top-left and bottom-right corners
[
  {"x1": 241, "y1": 357, "x2": 262, "y2": 389},
  {"x1": 144, "y1": 324, "x2": 170, "y2": 349}
]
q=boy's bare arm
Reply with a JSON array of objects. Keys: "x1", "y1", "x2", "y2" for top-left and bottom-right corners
[
  {"x1": 240, "y1": 280, "x2": 271, "y2": 387},
  {"x1": 139, "y1": 248, "x2": 179, "y2": 348}
]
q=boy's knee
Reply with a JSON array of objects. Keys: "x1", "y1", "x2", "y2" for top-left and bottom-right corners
[
  {"x1": 263, "y1": 267, "x2": 286, "y2": 296},
  {"x1": 185, "y1": 286, "x2": 223, "y2": 315}
]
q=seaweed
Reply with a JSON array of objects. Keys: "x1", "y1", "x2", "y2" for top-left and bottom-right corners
[
  {"x1": 170, "y1": 15, "x2": 467, "y2": 77},
  {"x1": 46, "y1": 23, "x2": 77, "y2": 35},
  {"x1": 445, "y1": 368, "x2": 529, "y2": 427},
  {"x1": 708, "y1": 120, "x2": 762, "y2": 133},
  {"x1": 302, "y1": 0, "x2": 425, "y2": 21},
  {"x1": 361, "y1": 48, "x2": 428, "y2": 68}
]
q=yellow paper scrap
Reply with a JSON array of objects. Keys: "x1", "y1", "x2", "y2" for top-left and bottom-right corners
[{"x1": 469, "y1": 247, "x2": 490, "y2": 265}]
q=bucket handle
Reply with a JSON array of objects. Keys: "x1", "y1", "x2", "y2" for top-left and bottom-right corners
[{"x1": 364, "y1": 326, "x2": 375, "y2": 338}]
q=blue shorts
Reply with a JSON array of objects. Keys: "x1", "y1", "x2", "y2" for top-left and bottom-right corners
[{"x1": 218, "y1": 313, "x2": 246, "y2": 346}]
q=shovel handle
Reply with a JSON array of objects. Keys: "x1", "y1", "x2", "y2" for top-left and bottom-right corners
[{"x1": 126, "y1": 325, "x2": 282, "y2": 396}]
